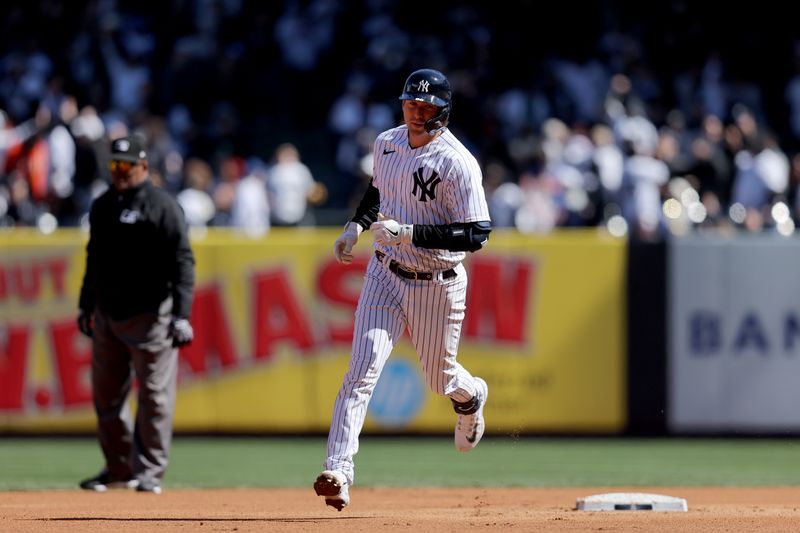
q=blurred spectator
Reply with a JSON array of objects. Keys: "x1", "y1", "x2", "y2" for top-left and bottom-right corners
[
  {"x1": 211, "y1": 155, "x2": 245, "y2": 226},
  {"x1": 618, "y1": 116, "x2": 671, "y2": 239},
  {"x1": 6, "y1": 171, "x2": 41, "y2": 226},
  {"x1": 267, "y1": 143, "x2": 326, "y2": 226},
  {"x1": 70, "y1": 105, "x2": 108, "y2": 224},
  {"x1": 231, "y1": 159, "x2": 270, "y2": 236},
  {"x1": 514, "y1": 171, "x2": 562, "y2": 234},
  {"x1": 176, "y1": 158, "x2": 216, "y2": 227},
  {"x1": 98, "y1": 24, "x2": 152, "y2": 120},
  {"x1": 591, "y1": 123, "x2": 625, "y2": 219}
]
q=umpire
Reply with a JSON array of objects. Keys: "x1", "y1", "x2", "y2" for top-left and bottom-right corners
[{"x1": 77, "y1": 134, "x2": 195, "y2": 494}]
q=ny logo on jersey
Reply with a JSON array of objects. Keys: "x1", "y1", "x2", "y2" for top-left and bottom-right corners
[
  {"x1": 417, "y1": 80, "x2": 430, "y2": 92},
  {"x1": 411, "y1": 167, "x2": 441, "y2": 202}
]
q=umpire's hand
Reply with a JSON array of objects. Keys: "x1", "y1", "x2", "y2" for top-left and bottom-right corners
[
  {"x1": 77, "y1": 311, "x2": 93, "y2": 338},
  {"x1": 170, "y1": 317, "x2": 194, "y2": 347}
]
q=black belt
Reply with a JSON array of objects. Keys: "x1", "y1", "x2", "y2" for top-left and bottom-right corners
[{"x1": 375, "y1": 250, "x2": 457, "y2": 281}]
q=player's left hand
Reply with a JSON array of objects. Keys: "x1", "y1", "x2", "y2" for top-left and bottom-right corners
[
  {"x1": 334, "y1": 222, "x2": 362, "y2": 264},
  {"x1": 170, "y1": 317, "x2": 194, "y2": 348},
  {"x1": 371, "y1": 213, "x2": 413, "y2": 246}
]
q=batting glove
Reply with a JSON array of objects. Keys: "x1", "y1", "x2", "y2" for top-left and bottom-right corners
[
  {"x1": 333, "y1": 222, "x2": 362, "y2": 264},
  {"x1": 371, "y1": 214, "x2": 412, "y2": 246},
  {"x1": 170, "y1": 317, "x2": 194, "y2": 348},
  {"x1": 77, "y1": 310, "x2": 93, "y2": 338}
]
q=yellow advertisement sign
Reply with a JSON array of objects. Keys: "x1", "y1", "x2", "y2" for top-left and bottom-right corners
[{"x1": 0, "y1": 228, "x2": 625, "y2": 433}]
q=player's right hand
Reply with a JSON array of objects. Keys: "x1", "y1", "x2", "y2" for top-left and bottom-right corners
[
  {"x1": 77, "y1": 311, "x2": 93, "y2": 338},
  {"x1": 371, "y1": 213, "x2": 413, "y2": 246},
  {"x1": 333, "y1": 222, "x2": 362, "y2": 264}
]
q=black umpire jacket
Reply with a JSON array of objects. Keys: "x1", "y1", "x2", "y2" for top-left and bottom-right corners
[{"x1": 79, "y1": 178, "x2": 195, "y2": 320}]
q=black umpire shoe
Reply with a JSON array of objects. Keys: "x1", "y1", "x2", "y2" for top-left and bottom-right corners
[
  {"x1": 79, "y1": 470, "x2": 139, "y2": 492},
  {"x1": 136, "y1": 479, "x2": 163, "y2": 494}
]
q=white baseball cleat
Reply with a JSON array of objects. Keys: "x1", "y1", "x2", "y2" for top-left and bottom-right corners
[
  {"x1": 314, "y1": 470, "x2": 350, "y2": 511},
  {"x1": 454, "y1": 377, "x2": 488, "y2": 452}
]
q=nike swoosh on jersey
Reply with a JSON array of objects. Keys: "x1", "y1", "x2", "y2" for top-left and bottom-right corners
[{"x1": 382, "y1": 148, "x2": 396, "y2": 154}]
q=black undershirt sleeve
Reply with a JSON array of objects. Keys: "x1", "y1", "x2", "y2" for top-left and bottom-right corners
[{"x1": 351, "y1": 180, "x2": 380, "y2": 230}]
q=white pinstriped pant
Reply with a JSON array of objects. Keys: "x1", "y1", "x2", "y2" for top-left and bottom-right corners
[{"x1": 324, "y1": 254, "x2": 480, "y2": 485}]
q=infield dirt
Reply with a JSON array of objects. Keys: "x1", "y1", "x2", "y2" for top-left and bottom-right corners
[{"x1": 3, "y1": 487, "x2": 799, "y2": 532}]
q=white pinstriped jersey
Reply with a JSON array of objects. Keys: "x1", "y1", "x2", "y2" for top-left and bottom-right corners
[{"x1": 372, "y1": 125, "x2": 490, "y2": 271}]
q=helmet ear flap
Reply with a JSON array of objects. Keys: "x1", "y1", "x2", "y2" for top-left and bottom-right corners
[{"x1": 424, "y1": 103, "x2": 451, "y2": 136}]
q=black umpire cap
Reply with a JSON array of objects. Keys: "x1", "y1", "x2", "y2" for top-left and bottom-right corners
[{"x1": 110, "y1": 135, "x2": 147, "y2": 162}]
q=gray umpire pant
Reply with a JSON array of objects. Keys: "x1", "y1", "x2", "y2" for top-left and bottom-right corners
[{"x1": 90, "y1": 298, "x2": 177, "y2": 484}]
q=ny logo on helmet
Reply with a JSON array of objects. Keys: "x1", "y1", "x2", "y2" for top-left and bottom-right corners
[
  {"x1": 411, "y1": 167, "x2": 441, "y2": 202},
  {"x1": 417, "y1": 80, "x2": 430, "y2": 92}
]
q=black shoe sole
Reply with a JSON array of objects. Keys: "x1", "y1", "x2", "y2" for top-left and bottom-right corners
[
  {"x1": 324, "y1": 498, "x2": 347, "y2": 511},
  {"x1": 314, "y1": 475, "x2": 342, "y2": 497}
]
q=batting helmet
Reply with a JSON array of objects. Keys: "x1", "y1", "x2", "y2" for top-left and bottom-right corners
[{"x1": 399, "y1": 68, "x2": 451, "y2": 135}]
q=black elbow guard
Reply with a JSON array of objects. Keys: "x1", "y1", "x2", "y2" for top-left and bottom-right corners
[
  {"x1": 450, "y1": 221, "x2": 492, "y2": 252},
  {"x1": 412, "y1": 220, "x2": 492, "y2": 251}
]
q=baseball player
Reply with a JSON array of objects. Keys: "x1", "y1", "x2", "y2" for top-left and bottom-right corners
[{"x1": 314, "y1": 68, "x2": 492, "y2": 511}]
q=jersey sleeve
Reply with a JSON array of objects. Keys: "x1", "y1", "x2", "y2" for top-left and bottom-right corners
[{"x1": 444, "y1": 153, "x2": 491, "y2": 224}]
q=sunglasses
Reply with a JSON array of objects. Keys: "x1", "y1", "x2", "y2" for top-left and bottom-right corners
[{"x1": 108, "y1": 160, "x2": 139, "y2": 172}]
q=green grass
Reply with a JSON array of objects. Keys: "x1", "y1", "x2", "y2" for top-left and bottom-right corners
[{"x1": 1, "y1": 436, "x2": 799, "y2": 490}]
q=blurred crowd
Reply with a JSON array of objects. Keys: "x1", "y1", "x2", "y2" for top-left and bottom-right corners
[{"x1": 2, "y1": 0, "x2": 800, "y2": 239}]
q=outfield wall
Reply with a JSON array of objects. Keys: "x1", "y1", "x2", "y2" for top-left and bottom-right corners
[
  {"x1": 667, "y1": 234, "x2": 800, "y2": 433},
  {"x1": 0, "y1": 228, "x2": 626, "y2": 434}
]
